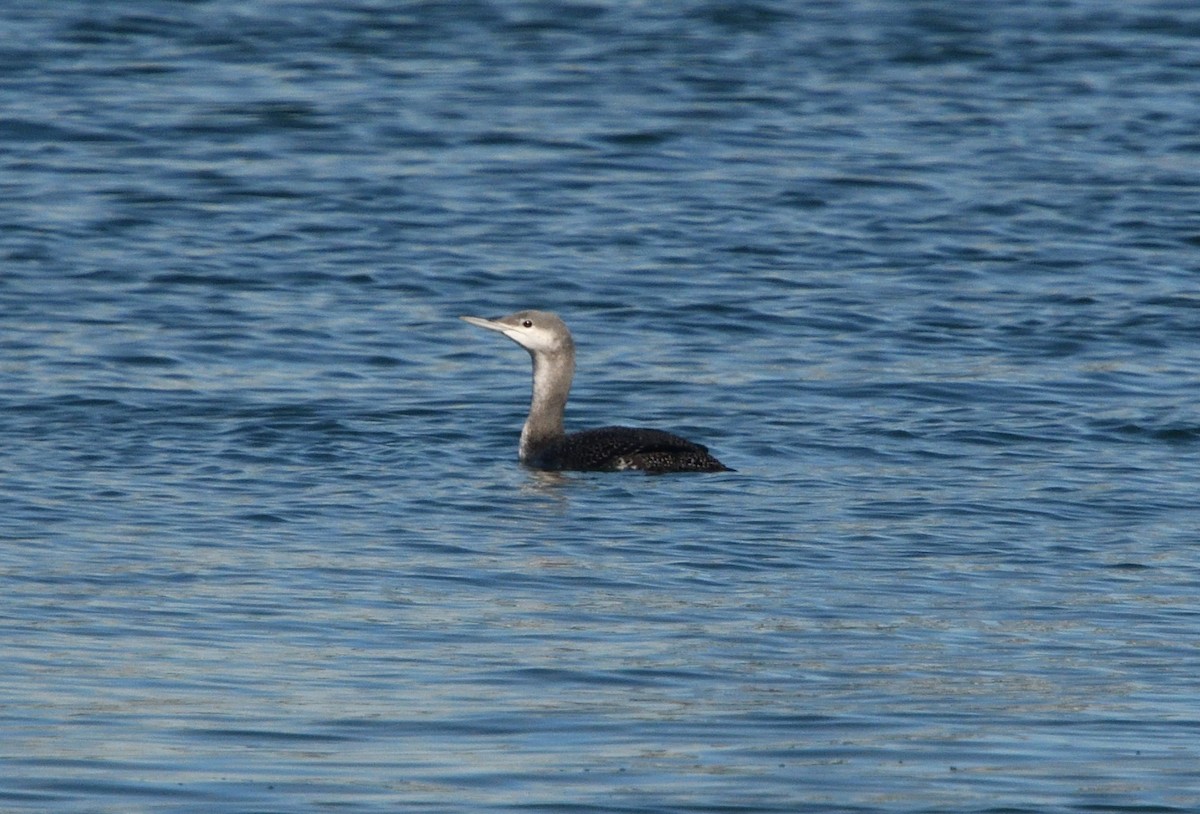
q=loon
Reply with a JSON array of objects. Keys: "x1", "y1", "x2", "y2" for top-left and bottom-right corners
[{"x1": 460, "y1": 310, "x2": 731, "y2": 473}]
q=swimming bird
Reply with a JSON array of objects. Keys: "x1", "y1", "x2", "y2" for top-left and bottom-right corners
[{"x1": 460, "y1": 310, "x2": 730, "y2": 473}]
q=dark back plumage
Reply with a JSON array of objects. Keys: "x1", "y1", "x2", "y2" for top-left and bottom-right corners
[{"x1": 527, "y1": 426, "x2": 731, "y2": 473}]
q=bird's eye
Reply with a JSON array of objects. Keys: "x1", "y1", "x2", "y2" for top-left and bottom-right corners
[{"x1": 522, "y1": 320, "x2": 533, "y2": 328}]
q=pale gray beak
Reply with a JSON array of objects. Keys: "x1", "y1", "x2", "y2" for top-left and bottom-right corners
[{"x1": 460, "y1": 315, "x2": 507, "y2": 332}]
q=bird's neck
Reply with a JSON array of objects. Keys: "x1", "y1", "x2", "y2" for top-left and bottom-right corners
[{"x1": 519, "y1": 350, "x2": 573, "y2": 461}]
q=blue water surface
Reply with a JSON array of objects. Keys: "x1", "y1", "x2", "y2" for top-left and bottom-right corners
[{"x1": 2, "y1": 1, "x2": 1199, "y2": 812}]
